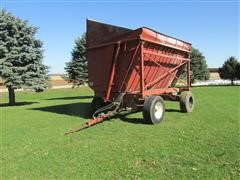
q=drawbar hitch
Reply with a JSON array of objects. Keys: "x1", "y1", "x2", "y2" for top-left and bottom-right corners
[{"x1": 64, "y1": 93, "x2": 125, "y2": 135}]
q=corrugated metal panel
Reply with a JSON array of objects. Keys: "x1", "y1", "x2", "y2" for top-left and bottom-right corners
[{"x1": 87, "y1": 20, "x2": 191, "y2": 101}]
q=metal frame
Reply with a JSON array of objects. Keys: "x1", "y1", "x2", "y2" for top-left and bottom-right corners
[
  {"x1": 93, "y1": 37, "x2": 190, "y2": 102},
  {"x1": 105, "y1": 41, "x2": 121, "y2": 101},
  {"x1": 138, "y1": 40, "x2": 190, "y2": 99}
]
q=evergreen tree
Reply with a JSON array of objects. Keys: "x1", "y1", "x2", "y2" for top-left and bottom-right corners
[
  {"x1": 190, "y1": 48, "x2": 210, "y2": 84},
  {"x1": 65, "y1": 34, "x2": 87, "y2": 87},
  {"x1": 219, "y1": 56, "x2": 240, "y2": 85},
  {"x1": 236, "y1": 63, "x2": 240, "y2": 79},
  {"x1": 180, "y1": 47, "x2": 209, "y2": 84},
  {"x1": 0, "y1": 10, "x2": 49, "y2": 105}
]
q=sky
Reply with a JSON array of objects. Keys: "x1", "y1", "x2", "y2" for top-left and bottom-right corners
[{"x1": 1, "y1": 0, "x2": 239, "y2": 74}]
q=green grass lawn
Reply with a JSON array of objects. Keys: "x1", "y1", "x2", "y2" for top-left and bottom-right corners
[{"x1": 1, "y1": 86, "x2": 240, "y2": 179}]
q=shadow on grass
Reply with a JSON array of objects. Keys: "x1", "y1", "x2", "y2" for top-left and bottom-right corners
[
  {"x1": 31, "y1": 102, "x2": 148, "y2": 124},
  {"x1": 165, "y1": 109, "x2": 182, "y2": 113},
  {"x1": 30, "y1": 102, "x2": 91, "y2": 119},
  {"x1": 115, "y1": 111, "x2": 148, "y2": 125},
  {"x1": 117, "y1": 108, "x2": 182, "y2": 124},
  {"x1": 117, "y1": 115, "x2": 147, "y2": 124},
  {"x1": 46, "y1": 95, "x2": 93, "y2": 101},
  {"x1": 0, "y1": 102, "x2": 38, "y2": 107},
  {"x1": 30, "y1": 101, "x2": 182, "y2": 124}
]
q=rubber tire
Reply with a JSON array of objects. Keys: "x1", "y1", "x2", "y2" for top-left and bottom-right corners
[
  {"x1": 143, "y1": 96, "x2": 165, "y2": 124},
  {"x1": 91, "y1": 96, "x2": 104, "y2": 115},
  {"x1": 179, "y1": 91, "x2": 195, "y2": 113}
]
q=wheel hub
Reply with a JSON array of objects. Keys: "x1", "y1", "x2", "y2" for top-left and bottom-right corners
[{"x1": 154, "y1": 102, "x2": 163, "y2": 119}]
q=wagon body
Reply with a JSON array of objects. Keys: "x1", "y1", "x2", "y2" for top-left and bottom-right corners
[
  {"x1": 64, "y1": 20, "x2": 194, "y2": 134},
  {"x1": 87, "y1": 19, "x2": 191, "y2": 105}
]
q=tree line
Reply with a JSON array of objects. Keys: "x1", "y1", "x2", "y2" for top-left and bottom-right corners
[{"x1": 0, "y1": 10, "x2": 239, "y2": 105}]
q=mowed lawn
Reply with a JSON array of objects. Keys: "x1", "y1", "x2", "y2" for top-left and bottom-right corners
[{"x1": 1, "y1": 86, "x2": 239, "y2": 179}]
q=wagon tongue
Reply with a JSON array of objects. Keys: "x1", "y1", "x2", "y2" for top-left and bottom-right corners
[
  {"x1": 64, "y1": 93, "x2": 125, "y2": 135},
  {"x1": 64, "y1": 113, "x2": 110, "y2": 135}
]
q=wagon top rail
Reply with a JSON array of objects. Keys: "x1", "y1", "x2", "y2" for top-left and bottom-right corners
[{"x1": 87, "y1": 19, "x2": 191, "y2": 52}]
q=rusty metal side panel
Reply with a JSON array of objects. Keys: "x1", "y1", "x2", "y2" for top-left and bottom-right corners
[
  {"x1": 88, "y1": 40, "x2": 190, "y2": 100},
  {"x1": 120, "y1": 42, "x2": 189, "y2": 94},
  {"x1": 141, "y1": 42, "x2": 189, "y2": 90},
  {"x1": 88, "y1": 45, "x2": 115, "y2": 96},
  {"x1": 87, "y1": 19, "x2": 131, "y2": 47},
  {"x1": 111, "y1": 41, "x2": 141, "y2": 94},
  {"x1": 87, "y1": 20, "x2": 191, "y2": 102},
  {"x1": 144, "y1": 45, "x2": 186, "y2": 89},
  {"x1": 140, "y1": 28, "x2": 191, "y2": 52}
]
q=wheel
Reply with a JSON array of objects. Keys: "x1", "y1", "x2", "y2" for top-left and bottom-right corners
[
  {"x1": 91, "y1": 96, "x2": 104, "y2": 115},
  {"x1": 179, "y1": 91, "x2": 195, "y2": 113},
  {"x1": 143, "y1": 96, "x2": 165, "y2": 124}
]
